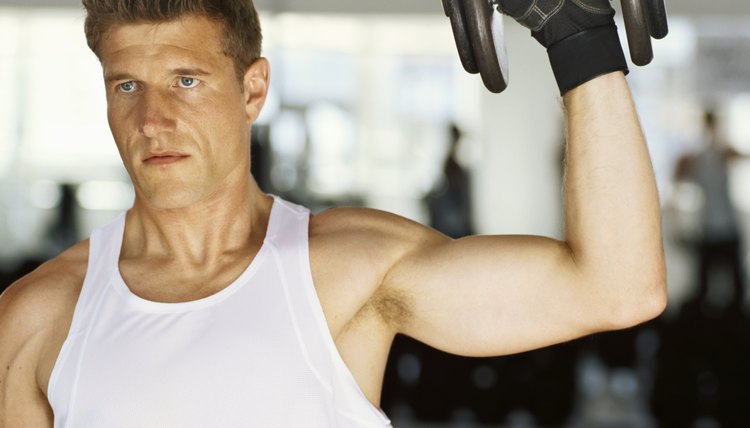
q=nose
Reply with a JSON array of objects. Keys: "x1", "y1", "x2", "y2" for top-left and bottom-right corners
[{"x1": 137, "y1": 88, "x2": 176, "y2": 138}]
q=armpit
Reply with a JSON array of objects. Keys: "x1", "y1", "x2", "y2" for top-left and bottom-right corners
[{"x1": 369, "y1": 285, "x2": 414, "y2": 331}]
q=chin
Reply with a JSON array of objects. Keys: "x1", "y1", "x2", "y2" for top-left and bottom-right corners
[{"x1": 136, "y1": 186, "x2": 204, "y2": 211}]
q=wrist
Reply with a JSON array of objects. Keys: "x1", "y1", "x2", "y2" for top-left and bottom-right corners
[
  {"x1": 547, "y1": 25, "x2": 629, "y2": 96},
  {"x1": 563, "y1": 70, "x2": 630, "y2": 112}
]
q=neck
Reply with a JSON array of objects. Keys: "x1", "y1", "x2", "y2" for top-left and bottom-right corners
[{"x1": 122, "y1": 175, "x2": 273, "y2": 266}]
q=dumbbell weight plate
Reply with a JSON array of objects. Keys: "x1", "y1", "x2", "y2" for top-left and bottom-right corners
[
  {"x1": 646, "y1": 0, "x2": 669, "y2": 40},
  {"x1": 443, "y1": 0, "x2": 480, "y2": 74},
  {"x1": 462, "y1": 0, "x2": 509, "y2": 93},
  {"x1": 621, "y1": 0, "x2": 654, "y2": 66}
]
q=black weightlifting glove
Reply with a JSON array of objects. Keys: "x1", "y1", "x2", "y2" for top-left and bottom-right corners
[{"x1": 496, "y1": 0, "x2": 628, "y2": 95}]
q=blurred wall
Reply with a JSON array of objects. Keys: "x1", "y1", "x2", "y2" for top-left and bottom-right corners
[{"x1": 475, "y1": 23, "x2": 564, "y2": 238}]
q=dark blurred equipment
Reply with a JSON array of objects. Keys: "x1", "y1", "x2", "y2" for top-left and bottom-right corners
[
  {"x1": 652, "y1": 303, "x2": 750, "y2": 428},
  {"x1": 250, "y1": 124, "x2": 273, "y2": 192},
  {"x1": 1, "y1": 183, "x2": 81, "y2": 293},
  {"x1": 382, "y1": 335, "x2": 579, "y2": 426},
  {"x1": 47, "y1": 183, "x2": 81, "y2": 257},
  {"x1": 442, "y1": 0, "x2": 669, "y2": 93},
  {"x1": 425, "y1": 124, "x2": 475, "y2": 239}
]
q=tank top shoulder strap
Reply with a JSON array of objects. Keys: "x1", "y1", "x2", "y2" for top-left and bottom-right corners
[
  {"x1": 266, "y1": 196, "x2": 393, "y2": 426},
  {"x1": 67, "y1": 212, "x2": 126, "y2": 336},
  {"x1": 264, "y1": 195, "x2": 309, "y2": 246}
]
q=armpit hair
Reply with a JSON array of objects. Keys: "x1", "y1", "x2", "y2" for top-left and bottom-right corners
[{"x1": 367, "y1": 285, "x2": 414, "y2": 331}]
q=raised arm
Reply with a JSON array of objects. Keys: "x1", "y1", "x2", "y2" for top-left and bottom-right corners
[
  {"x1": 380, "y1": 72, "x2": 665, "y2": 357},
  {"x1": 562, "y1": 71, "x2": 666, "y2": 325},
  {"x1": 377, "y1": 0, "x2": 666, "y2": 357}
]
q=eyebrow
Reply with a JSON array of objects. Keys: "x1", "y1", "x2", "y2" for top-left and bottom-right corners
[
  {"x1": 104, "y1": 72, "x2": 135, "y2": 83},
  {"x1": 104, "y1": 67, "x2": 212, "y2": 83},
  {"x1": 172, "y1": 67, "x2": 212, "y2": 77}
]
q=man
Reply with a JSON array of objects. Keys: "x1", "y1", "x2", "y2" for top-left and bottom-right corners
[
  {"x1": 426, "y1": 123, "x2": 475, "y2": 239},
  {"x1": 0, "y1": 0, "x2": 666, "y2": 426},
  {"x1": 675, "y1": 109, "x2": 746, "y2": 312}
]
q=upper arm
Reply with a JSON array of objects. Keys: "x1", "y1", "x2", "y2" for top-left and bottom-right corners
[
  {"x1": 0, "y1": 244, "x2": 86, "y2": 428},
  {"x1": 381, "y1": 229, "x2": 584, "y2": 357},
  {"x1": 381, "y1": 226, "x2": 662, "y2": 358},
  {"x1": 0, "y1": 278, "x2": 55, "y2": 428},
  {"x1": 316, "y1": 209, "x2": 600, "y2": 358}
]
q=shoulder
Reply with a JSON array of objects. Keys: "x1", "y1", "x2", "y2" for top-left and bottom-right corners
[
  {"x1": 0, "y1": 241, "x2": 89, "y2": 378},
  {"x1": 308, "y1": 207, "x2": 448, "y2": 330},
  {"x1": 1, "y1": 241, "x2": 89, "y2": 325},
  {"x1": 309, "y1": 206, "x2": 450, "y2": 273},
  {"x1": 310, "y1": 206, "x2": 445, "y2": 250}
]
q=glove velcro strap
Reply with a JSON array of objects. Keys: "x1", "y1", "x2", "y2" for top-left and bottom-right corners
[{"x1": 547, "y1": 25, "x2": 629, "y2": 95}]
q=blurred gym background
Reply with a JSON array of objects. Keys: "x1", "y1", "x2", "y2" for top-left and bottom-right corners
[{"x1": 1, "y1": 0, "x2": 750, "y2": 426}]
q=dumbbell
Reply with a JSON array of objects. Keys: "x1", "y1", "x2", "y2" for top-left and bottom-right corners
[{"x1": 443, "y1": 0, "x2": 669, "y2": 93}]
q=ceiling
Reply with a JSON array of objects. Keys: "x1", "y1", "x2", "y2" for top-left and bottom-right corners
[{"x1": 0, "y1": 0, "x2": 748, "y2": 17}]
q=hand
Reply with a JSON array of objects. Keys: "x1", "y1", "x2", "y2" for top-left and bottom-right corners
[{"x1": 497, "y1": 0, "x2": 628, "y2": 94}]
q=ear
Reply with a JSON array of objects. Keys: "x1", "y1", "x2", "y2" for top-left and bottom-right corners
[{"x1": 242, "y1": 58, "x2": 270, "y2": 123}]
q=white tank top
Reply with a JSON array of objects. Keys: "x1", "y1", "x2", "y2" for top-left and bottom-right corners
[{"x1": 47, "y1": 196, "x2": 392, "y2": 428}]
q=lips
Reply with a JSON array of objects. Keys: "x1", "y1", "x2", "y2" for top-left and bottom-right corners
[{"x1": 142, "y1": 152, "x2": 190, "y2": 165}]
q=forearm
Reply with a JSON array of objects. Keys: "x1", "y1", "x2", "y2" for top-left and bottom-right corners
[{"x1": 562, "y1": 72, "x2": 666, "y2": 324}]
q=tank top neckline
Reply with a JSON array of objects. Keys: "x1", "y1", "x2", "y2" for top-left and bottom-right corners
[{"x1": 109, "y1": 196, "x2": 281, "y2": 314}]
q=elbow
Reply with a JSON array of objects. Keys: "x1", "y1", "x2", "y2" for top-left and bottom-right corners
[
  {"x1": 634, "y1": 279, "x2": 668, "y2": 326},
  {"x1": 605, "y1": 268, "x2": 668, "y2": 330}
]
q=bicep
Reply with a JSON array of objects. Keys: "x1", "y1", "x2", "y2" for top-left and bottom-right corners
[{"x1": 385, "y1": 233, "x2": 610, "y2": 357}]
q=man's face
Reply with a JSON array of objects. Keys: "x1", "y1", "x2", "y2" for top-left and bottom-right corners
[{"x1": 99, "y1": 15, "x2": 267, "y2": 209}]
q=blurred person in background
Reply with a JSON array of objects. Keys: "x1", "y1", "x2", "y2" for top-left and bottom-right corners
[
  {"x1": 675, "y1": 109, "x2": 747, "y2": 313},
  {"x1": 652, "y1": 110, "x2": 749, "y2": 427},
  {"x1": 425, "y1": 123, "x2": 475, "y2": 239},
  {"x1": 0, "y1": 0, "x2": 666, "y2": 426}
]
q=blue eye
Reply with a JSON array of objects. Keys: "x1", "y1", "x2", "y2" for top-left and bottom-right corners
[
  {"x1": 178, "y1": 77, "x2": 200, "y2": 88},
  {"x1": 119, "y1": 81, "x2": 137, "y2": 93}
]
